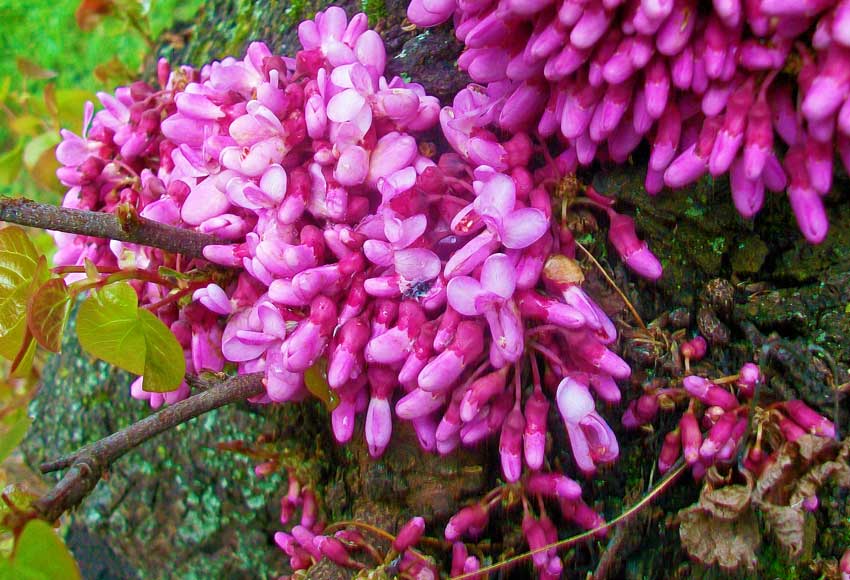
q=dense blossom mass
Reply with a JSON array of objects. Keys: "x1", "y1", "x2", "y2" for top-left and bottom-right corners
[
  {"x1": 50, "y1": 5, "x2": 843, "y2": 578},
  {"x1": 409, "y1": 0, "x2": 850, "y2": 243}
]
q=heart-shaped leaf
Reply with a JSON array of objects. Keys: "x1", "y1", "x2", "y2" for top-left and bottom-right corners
[{"x1": 76, "y1": 282, "x2": 145, "y2": 375}]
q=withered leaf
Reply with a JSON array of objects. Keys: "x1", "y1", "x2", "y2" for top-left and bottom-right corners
[
  {"x1": 679, "y1": 505, "x2": 760, "y2": 570},
  {"x1": 698, "y1": 479, "x2": 752, "y2": 521},
  {"x1": 790, "y1": 459, "x2": 850, "y2": 505},
  {"x1": 758, "y1": 503, "x2": 806, "y2": 557}
]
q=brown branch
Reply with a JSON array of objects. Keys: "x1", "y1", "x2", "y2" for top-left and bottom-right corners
[
  {"x1": 34, "y1": 372, "x2": 264, "y2": 522},
  {"x1": 0, "y1": 197, "x2": 229, "y2": 260}
]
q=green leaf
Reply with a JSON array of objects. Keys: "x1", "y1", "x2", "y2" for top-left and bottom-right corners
[
  {"x1": 11, "y1": 520, "x2": 80, "y2": 580},
  {"x1": 54, "y1": 89, "x2": 96, "y2": 133},
  {"x1": 0, "y1": 143, "x2": 23, "y2": 185},
  {"x1": 0, "y1": 408, "x2": 31, "y2": 464},
  {"x1": 76, "y1": 282, "x2": 145, "y2": 375},
  {"x1": 27, "y1": 278, "x2": 71, "y2": 352},
  {"x1": 22, "y1": 131, "x2": 61, "y2": 192},
  {"x1": 0, "y1": 320, "x2": 25, "y2": 362},
  {"x1": 9, "y1": 115, "x2": 44, "y2": 138},
  {"x1": 137, "y1": 309, "x2": 185, "y2": 392},
  {"x1": 0, "y1": 227, "x2": 40, "y2": 338}
]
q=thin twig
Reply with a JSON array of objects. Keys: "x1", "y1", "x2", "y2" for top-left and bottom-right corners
[
  {"x1": 34, "y1": 372, "x2": 264, "y2": 522},
  {"x1": 0, "y1": 197, "x2": 229, "y2": 260},
  {"x1": 574, "y1": 240, "x2": 647, "y2": 330}
]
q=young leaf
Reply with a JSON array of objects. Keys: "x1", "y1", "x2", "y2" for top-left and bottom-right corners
[
  {"x1": 0, "y1": 408, "x2": 31, "y2": 465},
  {"x1": 76, "y1": 282, "x2": 145, "y2": 375},
  {"x1": 0, "y1": 227, "x2": 40, "y2": 338},
  {"x1": 22, "y1": 131, "x2": 61, "y2": 192},
  {"x1": 15, "y1": 57, "x2": 57, "y2": 80},
  {"x1": 137, "y1": 309, "x2": 185, "y2": 393},
  {"x1": 0, "y1": 320, "x2": 25, "y2": 362},
  {"x1": 10, "y1": 520, "x2": 81, "y2": 580},
  {"x1": 9, "y1": 332, "x2": 36, "y2": 379},
  {"x1": 0, "y1": 143, "x2": 24, "y2": 185},
  {"x1": 27, "y1": 278, "x2": 72, "y2": 352}
]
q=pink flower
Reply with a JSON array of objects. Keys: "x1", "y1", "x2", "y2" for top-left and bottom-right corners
[
  {"x1": 556, "y1": 376, "x2": 619, "y2": 474},
  {"x1": 447, "y1": 253, "x2": 524, "y2": 365}
]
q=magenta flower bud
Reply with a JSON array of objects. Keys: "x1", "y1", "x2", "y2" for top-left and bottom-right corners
[
  {"x1": 499, "y1": 82, "x2": 548, "y2": 132},
  {"x1": 802, "y1": 46, "x2": 850, "y2": 123},
  {"x1": 736, "y1": 362, "x2": 760, "y2": 398},
  {"x1": 785, "y1": 400, "x2": 836, "y2": 438},
  {"x1": 716, "y1": 417, "x2": 749, "y2": 463},
  {"x1": 366, "y1": 301, "x2": 426, "y2": 364},
  {"x1": 526, "y1": 472, "x2": 582, "y2": 500},
  {"x1": 650, "y1": 103, "x2": 681, "y2": 171},
  {"x1": 445, "y1": 504, "x2": 489, "y2": 541},
  {"x1": 564, "y1": 331, "x2": 631, "y2": 379},
  {"x1": 395, "y1": 387, "x2": 445, "y2": 420},
  {"x1": 545, "y1": 42, "x2": 591, "y2": 81},
  {"x1": 664, "y1": 117, "x2": 720, "y2": 188},
  {"x1": 450, "y1": 542, "x2": 468, "y2": 576},
  {"x1": 785, "y1": 146, "x2": 829, "y2": 243},
  {"x1": 589, "y1": 78, "x2": 634, "y2": 142},
  {"x1": 434, "y1": 307, "x2": 462, "y2": 352},
  {"x1": 840, "y1": 548, "x2": 850, "y2": 580},
  {"x1": 283, "y1": 296, "x2": 337, "y2": 372},
  {"x1": 806, "y1": 137, "x2": 833, "y2": 195},
  {"x1": 709, "y1": 79, "x2": 753, "y2": 175},
  {"x1": 314, "y1": 535, "x2": 356, "y2": 568},
  {"x1": 571, "y1": 2, "x2": 611, "y2": 49},
  {"x1": 300, "y1": 489, "x2": 318, "y2": 529},
  {"x1": 779, "y1": 416, "x2": 807, "y2": 442},
  {"x1": 680, "y1": 336, "x2": 707, "y2": 360},
  {"x1": 327, "y1": 316, "x2": 370, "y2": 388},
  {"x1": 635, "y1": 392, "x2": 660, "y2": 424},
  {"x1": 656, "y1": 0, "x2": 696, "y2": 56},
  {"x1": 682, "y1": 376, "x2": 739, "y2": 410},
  {"x1": 460, "y1": 368, "x2": 508, "y2": 422},
  {"x1": 658, "y1": 429, "x2": 681, "y2": 473},
  {"x1": 680, "y1": 411, "x2": 702, "y2": 464},
  {"x1": 560, "y1": 498, "x2": 607, "y2": 534},
  {"x1": 713, "y1": 0, "x2": 741, "y2": 26},
  {"x1": 500, "y1": 406, "x2": 526, "y2": 482},
  {"x1": 516, "y1": 289, "x2": 586, "y2": 329},
  {"x1": 418, "y1": 321, "x2": 485, "y2": 392},
  {"x1": 521, "y1": 514, "x2": 549, "y2": 568},
  {"x1": 699, "y1": 411, "x2": 736, "y2": 460},
  {"x1": 392, "y1": 516, "x2": 426, "y2": 552},
  {"x1": 365, "y1": 366, "x2": 396, "y2": 457},
  {"x1": 606, "y1": 209, "x2": 663, "y2": 280},
  {"x1": 523, "y1": 389, "x2": 550, "y2": 469},
  {"x1": 730, "y1": 155, "x2": 765, "y2": 219}
]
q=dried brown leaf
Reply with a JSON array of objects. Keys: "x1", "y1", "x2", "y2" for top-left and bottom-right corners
[
  {"x1": 791, "y1": 459, "x2": 850, "y2": 506},
  {"x1": 679, "y1": 505, "x2": 760, "y2": 570},
  {"x1": 758, "y1": 503, "x2": 806, "y2": 557},
  {"x1": 698, "y1": 480, "x2": 752, "y2": 520}
]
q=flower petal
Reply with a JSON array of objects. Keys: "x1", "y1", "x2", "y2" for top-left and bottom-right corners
[
  {"x1": 446, "y1": 276, "x2": 486, "y2": 316},
  {"x1": 480, "y1": 253, "x2": 517, "y2": 299},
  {"x1": 395, "y1": 248, "x2": 441, "y2": 282},
  {"x1": 499, "y1": 207, "x2": 548, "y2": 249}
]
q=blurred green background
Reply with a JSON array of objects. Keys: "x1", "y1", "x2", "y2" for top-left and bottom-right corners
[{"x1": 0, "y1": 0, "x2": 203, "y2": 200}]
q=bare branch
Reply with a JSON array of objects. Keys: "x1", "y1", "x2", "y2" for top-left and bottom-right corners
[
  {"x1": 0, "y1": 197, "x2": 230, "y2": 260},
  {"x1": 34, "y1": 372, "x2": 264, "y2": 522}
]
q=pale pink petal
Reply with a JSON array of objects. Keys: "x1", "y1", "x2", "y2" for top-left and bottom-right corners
[{"x1": 499, "y1": 207, "x2": 548, "y2": 249}]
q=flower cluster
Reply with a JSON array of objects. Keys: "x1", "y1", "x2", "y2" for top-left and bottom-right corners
[
  {"x1": 623, "y1": 356, "x2": 838, "y2": 486},
  {"x1": 60, "y1": 6, "x2": 660, "y2": 475},
  {"x1": 409, "y1": 0, "x2": 850, "y2": 243}
]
